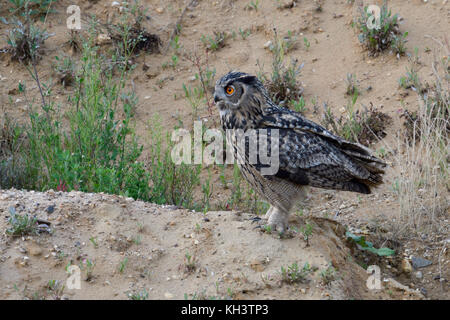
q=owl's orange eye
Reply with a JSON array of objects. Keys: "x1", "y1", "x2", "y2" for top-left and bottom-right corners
[{"x1": 225, "y1": 85, "x2": 235, "y2": 95}]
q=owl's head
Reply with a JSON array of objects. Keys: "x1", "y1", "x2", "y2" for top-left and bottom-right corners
[{"x1": 213, "y1": 71, "x2": 268, "y2": 112}]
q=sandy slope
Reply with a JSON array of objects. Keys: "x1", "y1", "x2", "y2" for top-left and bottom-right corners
[{"x1": 0, "y1": 189, "x2": 427, "y2": 300}]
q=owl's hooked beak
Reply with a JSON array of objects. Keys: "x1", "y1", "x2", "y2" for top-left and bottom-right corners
[{"x1": 213, "y1": 91, "x2": 224, "y2": 104}]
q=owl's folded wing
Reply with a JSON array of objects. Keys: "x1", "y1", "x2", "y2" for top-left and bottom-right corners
[
  {"x1": 260, "y1": 106, "x2": 387, "y2": 171},
  {"x1": 254, "y1": 107, "x2": 386, "y2": 193}
]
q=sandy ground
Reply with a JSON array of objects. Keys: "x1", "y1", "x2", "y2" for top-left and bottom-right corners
[{"x1": 0, "y1": 188, "x2": 429, "y2": 300}]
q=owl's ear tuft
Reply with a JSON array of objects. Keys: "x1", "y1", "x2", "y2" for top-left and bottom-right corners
[{"x1": 239, "y1": 75, "x2": 258, "y2": 85}]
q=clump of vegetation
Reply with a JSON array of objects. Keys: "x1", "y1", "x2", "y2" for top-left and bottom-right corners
[
  {"x1": 53, "y1": 56, "x2": 76, "y2": 87},
  {"x1": 147, "y1": 117, "x2": 201, "y2": 208},
  {"x1": 238, "y1": 27, "x2": 251, "y2": 40},
  {"x1": 182, "y1": 49, "x2": 216, "y2": 121},
  {"x1": 345, "y1": 73, "x2": 359, "y2": 96},
  {"x1": 280, "y1": 262, "x2": 311, "y2": 284},
  {"x1": 201, "y1": 31, "x2": 227, "y2": 52},
  {"x1": 105, "y1": 1, "x2": 161, "y2": 59},
  {"x1": 5, "y1": 19, "x2": 52, "y2": 62},
  {"x1": 6, "y1": 207, "x2": 38, "y2": 236},
  {"x1": 320, "y1": 263, "x2": 337, "y2": 285},
  {"x1": 184, "y1": 251, "x2": 197, "y2": 273},
  {"x1": 66, "y1": 30, "x2": 82, "y2": 53},
  {"x1": 322, "y1": 97, "x2": 392, "y2": 146},
  {"x1": 245, "y1": 0, "x2": 260, "y2": 11},
  {"x1": 291, "y1": 96, "x2": 306, "y2": 114},
  {"x1": 80, "y1": 259, "x2": 95, "y2": 281},
  {"x1": 129, "y1": 289, "x2": 149, "y2": 300},
  {"x1": 46, "y1": 279, "x2": 65, "y2": 300},
  {"x1": 162, "y1": 35, "x2": 181, "y2": 70},
  {"x1": 391, "y1": 31, "x2": 408, "y2": 57},
  {"x1": 398, "y1": 66, "x2": 421, "y2": 92},
  {"x1": 346, "y1": 231, "x2": 395, "y2": 256},
  {"x1": 392, "y1": 38, "x2": 449, "y2": 237},
  {"x1": 300, "y1": 222, "x2": 313, "y2": 246},
  {"x1": 7, "y1": 0, "x2": 57, "y2": 20},
  {"x1": 0, "y1": 114, "x2": 29, "y2": 189},
  {"x1": 355, "y1": 1, "x2": 406, "y2": 56},
  {"x1": 118, "y1": 257, "x2": 128, "y2": 273},
  {"x1": 258, "y1": 29, "x2": 304, "y2": 109},
  {"x1": 0, "y1": 26, "x2": 154, "y2": 202},
  {"x1": 281, "y1": 30, "x2": 297, "y2": 53},
  {"x1": 28, "y1": 40, "x2": 150, "y2": 198}
]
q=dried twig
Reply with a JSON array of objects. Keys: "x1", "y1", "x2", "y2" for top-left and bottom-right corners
[
  {"x1": 437, "y1": 243, "x2": 447, "y2": 292},
  {"x1": 164, "y1": 0, "x2": 197, "y2": 54},
  {"x1": 184, "y1": 50, "x2": 215, "y2": 125}
]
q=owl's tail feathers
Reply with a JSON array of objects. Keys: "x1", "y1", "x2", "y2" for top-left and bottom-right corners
[
  {"x1": 339, "y1": 140, "x2": 387, "y2": 188},
  {"x1": 341, "y1": 148, "x2": 387, "y2": 172},
  {"x1": 347, "y1": 160, "x2": 385, "y2": 194},
  {"x1": 338, "y1": 141, "x2": 387, "y2": 194},
  {"x1": 342, "y1": 179, "x2": 371, "y2": 194}
]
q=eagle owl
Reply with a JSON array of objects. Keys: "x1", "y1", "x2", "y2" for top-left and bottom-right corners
[{"x1": 214, "y1": 71, "x2": 386, "y2": 233}]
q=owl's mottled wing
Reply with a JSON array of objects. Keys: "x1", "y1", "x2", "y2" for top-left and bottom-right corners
[
  {"x1": 258, "y1": 107, "x2": 386, "y2": 193},
  {"x1": 262, "y1": 107, "x2": 385, "y2": 165}
]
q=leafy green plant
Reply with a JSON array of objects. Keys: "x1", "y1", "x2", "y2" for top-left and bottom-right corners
[
  {"x1": 184, "y1": 251, "x2": 197, "y2": 273},
  {"x1": 346, "y1": 231, "x2": 395, "y2": 256},
  {"x1": 53, "y1": 56, "x2": 76, "y2": 87},
  {"x1": 183, "y1": 50, "x2": 216, "y2": 120},
  {"x1": 8, "y1": 0, "x2": 57, "y2": 20},
  {"x1": 119, "y1": 257, "x2": 128, "y2": 273},
  {"x1": 147, "y1": 117, "x2": 201, "y2": 208},
  {"x1": 280, "y1": 262, "x2": 311, "y2": 284},
  {"x1": 129, "y1": 289, "x2": 149, "y2": 300},
  {"x1": 290, "y1": 96, "x2": 306, "y2": 113},
  {"x1": 18, "y1": 34, "x2": 151, "y2": 200},
  {"x1": 322, "y1": 97, "x2": 391, "y2": 146},
  {"x1": 6, "y1": 18, "x2": 52, "y2": 62},
  {"x1": 6, "y1": 206, "x2": 38, "y2": 236},
  {"x1": 282, "y1": 30, "x2": 297, "y2": 53},
  {"x1": 201, "y1": 168, "x2": 213, "y2": 212},
  {"x1": 355, "y1": 0, "x2": 405, "y2": 56},
  {"x1": 89, "y1": 236, "x2": 98, "y2": 248},
  {"x1": 201, "y1": 31, "x2": 227, "y2": 52},
  {"x1": 320, "y1": 263, "x2": 337, "y2": 285},
  {"x1": 106, "y1": 2, "x2": 161, "y2": 61},
  {"x1": 398, "y1": 67, "x2": 420, "y2": 91},
  {"x1": 258, "y1": 29, "x2": 304, "y2": 109},
  {"x1": 303, "y1": 37, "x2": 310, "y2": 51},
  {"x1": 245, "y1": 0, "x2": 260, "y2": 11},
  {"x1": 162, "y1": 35, "x2": 181, "y2": 69},
  {"x1": 0, "y1": 113, "x2": 29, "y2": 189},
  {"x1": 392, "y1": 31, "x2": 408, "y2": 57},
  {"x1": 239, "y1": 28, "x2": 251, "y2": 40},
  {"x1": 300, "y1": 223, "x2": 313, "y2": 246},
  {"x1": 345, "y1": 73, "x2": 359, "y2": 96},
  {"x1": 80, "y1": 259, "x2": 95, "y2": 281},
  {"x1": 133, "y1": 235, "x2": 141, "y2": 245},
  {"x1": 46, "y1": 279, "x2": 65, "y2": 299}
]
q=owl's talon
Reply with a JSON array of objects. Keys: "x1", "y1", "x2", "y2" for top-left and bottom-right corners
[
  {"x1": 250, "y1": 216, "x2": 262, "y2": 223},
  {"x1": 266, "y1": 208, "x2": 289, "y2": 234}
]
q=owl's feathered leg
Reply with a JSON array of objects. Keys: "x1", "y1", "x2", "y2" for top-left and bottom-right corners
[
  {"x1": 264, "y1": 206, "x2": 275, "y2": 220},
  {"x1": 265, "y1": 207, "x2": 289, "y2": 234}
]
